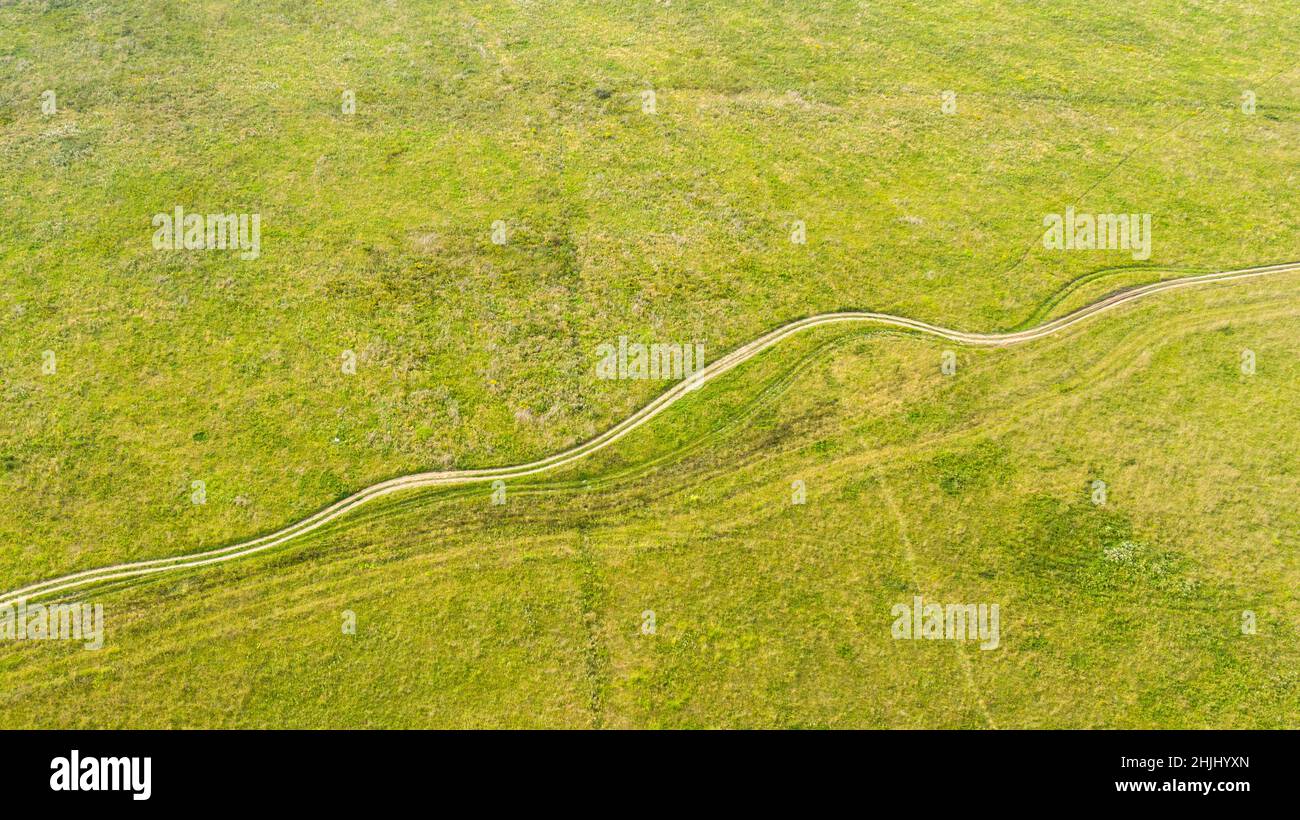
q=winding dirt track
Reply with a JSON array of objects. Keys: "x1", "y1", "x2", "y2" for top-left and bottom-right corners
[{"x1": 4, "y1": 261, "x2": 1298, "y2": 607}]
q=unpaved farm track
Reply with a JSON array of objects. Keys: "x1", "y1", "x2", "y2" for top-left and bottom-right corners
[{"x1": 4, "y1": 261, "x2": 1298, "y2": 606}]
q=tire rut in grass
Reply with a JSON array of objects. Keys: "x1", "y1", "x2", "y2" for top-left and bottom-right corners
[{"x1": 574, "y1": 527, "x2": 611, "y2": 728}]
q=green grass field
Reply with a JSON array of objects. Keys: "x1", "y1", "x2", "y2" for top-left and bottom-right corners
[{"x1": 1, "y1": 0, "x2": 1297, "y2": 728}]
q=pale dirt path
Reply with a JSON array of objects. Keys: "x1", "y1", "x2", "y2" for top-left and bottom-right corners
[{"x1": 4, "y1": 261, "x2": 1297, "y2": 606}]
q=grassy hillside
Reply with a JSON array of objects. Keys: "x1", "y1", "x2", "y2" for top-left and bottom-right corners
[
  {"x1": 2, "y1": 271, "x2": 1296, "y2": 728},
  {"x1": 1, "y1": 0, "x2": 1299, "y2": 591}
]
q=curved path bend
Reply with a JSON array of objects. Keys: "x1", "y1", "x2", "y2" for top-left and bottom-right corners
[{"x1": 4, "y1": 261, "x2": 1298, "y2": 607}]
